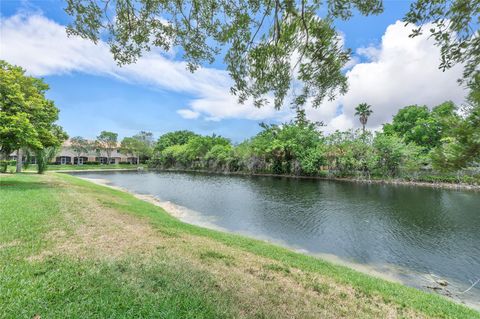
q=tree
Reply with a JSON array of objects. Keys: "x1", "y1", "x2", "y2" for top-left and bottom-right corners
[
  {"x1": 119, "y1": 131, "x2": 155, "y2": 164},
  {"x1": 205, "y1": 144, "x2": 234, "y2": 171},
  {"x1": 404, "y1": 0, "x2": 479, "y2": 88},
  {"x1": 132, "y1": 131, "x2": 154, "y2": 162},
  {"x1": 324, "y1": 130, "x2": 375, "y2": 177},
  {"x1": 120, "y1": 136, "x2": 142, "y2": 164},
  {"x1": 65, "y1": 0, "x2": 478, "y2": 110},
  {"x1": 0, "y1": 60, "x2": 66, "y2": 173},
  {"x1": 432, "y1": 76, "x2": 480, "y2": 170},
  {"x1": 70, "y1": 136, "x2": 90, "y2": 165},
  {"x1": 34, "y1": 125, "x2": 68, "y2": 173},
  {"x1": 373, "y1": 133, "x2": 424, "y2": 177},
  {"x1": 354, "y1": 103, "x2": 373, "y2": 133},
  {"x1": 96, "y1": 131, "x2": 118, "y2": 164},
  {"x1": 184, "y1": 135, "x2": 230, "y2": 164},
  {"x1": 36, "y1": 146, "x2": 61, "y2": 174},
  {"x1": 248, "y1": 118, "x2": 322, "y2": 175},
  {"x1": 155, "y1": 130, "x2": 198, "y2": 153},
  {"x1": 383, "y1": 103, "x2": 458, "y2": 150}
]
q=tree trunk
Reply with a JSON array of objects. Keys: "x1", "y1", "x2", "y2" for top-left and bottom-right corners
[{"x1": 16, "y1": 149, "x2": 22, "y2": 173}]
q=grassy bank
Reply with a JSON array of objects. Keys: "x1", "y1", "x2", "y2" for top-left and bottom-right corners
[
  {"x1": 5, "y1": 164, "x2": 140, "y2": 173},
  {"x1": 0, "y1": 173, "x2": 478, "y2": 318}
]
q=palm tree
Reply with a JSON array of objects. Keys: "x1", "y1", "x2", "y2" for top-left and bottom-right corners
[{"x1": 355, "y1": 103, "x2": 373, "y2": 133}]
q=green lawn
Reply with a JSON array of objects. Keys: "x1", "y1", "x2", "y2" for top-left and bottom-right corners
[
  {"x1": 6, "y1": 164, "x2": 141, "y2": 173},
  {"x1": 0, "y1": 173, "x2": 478, "y2": 318},
  {"x1": 45, "y1": 164, "x2": 141, "y2": 171}
]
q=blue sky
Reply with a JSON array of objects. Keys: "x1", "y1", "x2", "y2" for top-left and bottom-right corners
[{"x1": 0, "y1": 0, "x2": 466, "y2": 142}]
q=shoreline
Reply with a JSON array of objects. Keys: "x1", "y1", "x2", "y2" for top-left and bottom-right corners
[
  {"x1": 148, "y1": 168, "x2": 480, "y2": 191},
  {"x1": 49, "y1": 168, "x2": 143, "y2": 173},
  {"x1": 75, "y1": 174, "x2": 480, "y2": 310},
  {"x1": 52, "y1": 167, "x2": 480, "y2": 191}
]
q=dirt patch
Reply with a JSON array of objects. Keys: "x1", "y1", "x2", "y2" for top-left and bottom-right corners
[
  {"x1": 0, "y1": 240, "x2": 21, "y2": 250},
  {"x1": 28, "y1": 181, "x2": 165, "y2": 261}
]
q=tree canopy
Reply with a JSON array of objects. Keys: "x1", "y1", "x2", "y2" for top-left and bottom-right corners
[
  {"x1": 96, "y1": 131, "x2": 118, "y2": 162},
  {"x1": 150, "y1": 97, "x2": 479, "y2": 182},
  {"x1": 383, "y1": 102, "x2": 458, "y2": 150},
  {"x1": 70, "y1": 136, "x2": 91, "y2": 160},
  {"x1": 155, "y1": 130, "x2": 199, "y2": 153},
  {"x1": 120, "y1": 131, "x2": 154, "y2": 162},
  {"x1": 0, "y1": 60, "x2": 67, "y2": 159},
  {"x1": 65, "y1": 0, "x2": 479, "y2": 109},
  {"x1": 431, "y1": 75, "x2": 480, "y2": 170}
]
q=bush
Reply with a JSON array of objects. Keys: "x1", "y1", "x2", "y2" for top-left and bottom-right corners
[
  {"x1": 317, "y1": 170, "x2": 328, "y2": 178},
  {"x1": 85, "y1": 161, "x2": 100, "y2": 165},
  {"x1": 0, "y1": 160, "x2": 19, "y2": 173},
  {"x1": 0, "y1": 160, "x2": 8, "y2": 173},
  {"x1": 119, "y1": 162, "x2": 133, "y2": 165}
]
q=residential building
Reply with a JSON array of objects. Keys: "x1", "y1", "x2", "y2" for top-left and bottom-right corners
[{"x1": 9, "y1": 139, "x2": 138, "y2": 165}]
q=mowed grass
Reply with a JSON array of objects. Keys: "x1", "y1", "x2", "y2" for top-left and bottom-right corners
[
  {"x1": 14, "y1": 164, "x2": 140, "y2": 172},
  {"x1": 0, "y1": 173, "x2": 478, "y2": 319}
]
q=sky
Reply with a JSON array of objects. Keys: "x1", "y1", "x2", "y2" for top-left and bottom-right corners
[{"x1": 0, "y1": 0, "x2": 468, "y2": 142}]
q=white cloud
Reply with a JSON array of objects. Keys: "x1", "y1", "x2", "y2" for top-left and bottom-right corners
[
  {"x1": 0, "y1": 12, "x2": 285, "y2": 122},
  {"x1": 177, "y1": 109, "x2": 200, "y2": 119},
  {"x1": 306, "y1": 20, "x2": 466, "y2": 133},
  {"x1": 356, "y1": 46, "x2": 381, "y2": 61},
  {"x1": 0, "y1": 14, "x2": 467, "y2": 132}
]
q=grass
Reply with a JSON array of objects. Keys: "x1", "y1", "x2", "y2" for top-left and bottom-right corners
[
  {"x1": 0, "y1": 172, "x2": 478, "y2": 318},
  {"x1": 7, "y1": 163, "x2": 140, "y2": 172}
]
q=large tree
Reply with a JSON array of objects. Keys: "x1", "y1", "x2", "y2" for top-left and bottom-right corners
[
  {"x1": 65, "y1": 0, "x2": 479, "y2": 109},
  {"x1": 432, "y1": 75, "x2": 480, "y2": 170},
  {"x1": 0, "y1": 60, "x2": 67, "y2": 173},
  {"x1": 96, "y1": 131, "x2": 118, "y2": 164},
  {"x1": 155, "y1": 130, "x2": 198, "y2": 153},
  {"x1": 383, "y1": 102, "x2": 458, "y2": 150}
]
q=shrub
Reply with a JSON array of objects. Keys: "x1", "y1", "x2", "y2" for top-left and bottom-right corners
[
  {"x1": 85, "y1": 161, "x2": 100, "y2": 165},
  {"x1": 0, "y1": 160, "x2": 8, "y2": 173}
]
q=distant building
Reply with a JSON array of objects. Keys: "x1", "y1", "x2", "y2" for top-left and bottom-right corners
[{"x1": 9, "y1": 139, "x2": 138, "y2": 165}]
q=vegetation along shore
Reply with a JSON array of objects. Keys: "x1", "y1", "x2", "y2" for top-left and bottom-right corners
[{"x1": 151, "y1": 168, "x2": 480, "y2": 191}]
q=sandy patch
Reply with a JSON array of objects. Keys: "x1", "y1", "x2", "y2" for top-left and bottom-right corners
[{"x1": 0, "y1": 240, "x2": 21, "y2": 250}]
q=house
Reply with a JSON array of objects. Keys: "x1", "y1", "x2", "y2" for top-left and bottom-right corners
[{"x1": 9, "y1": 139, "x2": 138, "y2": 165}]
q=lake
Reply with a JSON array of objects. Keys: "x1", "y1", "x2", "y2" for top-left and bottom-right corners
[{"x1": 73, "y1": 170, "x2": 480, "y2": 306}]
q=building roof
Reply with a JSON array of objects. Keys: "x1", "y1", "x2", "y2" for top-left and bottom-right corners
[{"x1": 63, "y1": 139, "x2": 122, "y2": 148}]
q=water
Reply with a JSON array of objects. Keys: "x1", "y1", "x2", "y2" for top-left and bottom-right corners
[{"x1": 73, "y1": 170, "x2": 480, "y2": 305}]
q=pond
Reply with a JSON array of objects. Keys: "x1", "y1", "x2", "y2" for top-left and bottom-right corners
[{"x1": 73, "y1": 170, "x2": 480, "y2": 306}]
